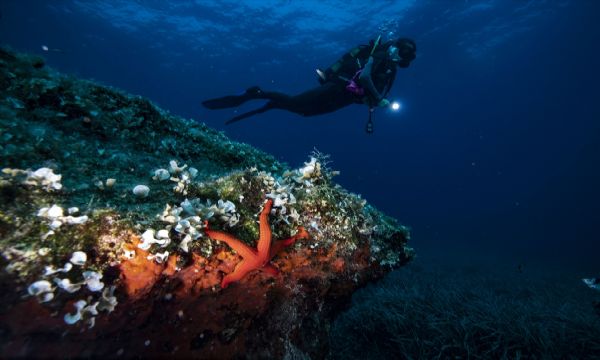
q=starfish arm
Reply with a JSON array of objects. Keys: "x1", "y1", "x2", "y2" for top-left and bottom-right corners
[
  {"x1": 222, "y1": 259, "x2": 261, "y2": 288},
  {"x1": 205, "y1": 200, "x2": 302, "y2": 288},
  {"x1": 269, "y1": 240, "x2": 286, "y2": 259},
  {"x1": 256, "y1": 199, "x2": 273, "y2": 262},
  {"x1": 205, "y1": 229, "x2": 257, "y2": 259},
  {"x1": 295, "y1": 226, "x2": 310, "y2": 240},
  {"x1": 269, "y1": 226, "x2": 309, "y2": 259},
  {"x1": 262, "y1": 263, "x2": 279, "y2": 276},
  {"x1": 284, "y1": 226, "x2": 309, "y2": 245}
]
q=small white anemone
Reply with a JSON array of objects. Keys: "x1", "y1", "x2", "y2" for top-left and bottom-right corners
[
  {"x1": 217, "y1": 199, "x2": 235, "y2": 214},
  {"x1": 179, "y1": 199, "x2": 215, "y2": 220},
  {"x1": 152, "y1": 168, "x2": 170, "y2": 181},
  {"x1": 41, "y1": 230, "x2": 55, "y2": 240},
  {"x1": 54, "y1": 278, "x2": 83, "y2": 293},
  {"x1": 84, "y1": 301, "x2": 99, "y2": 316},
  {"x1": 37, "y1": 205, "x2": 88, "y2": 230},
  {"x1": 49, "y1": 220, "x2": 63, "y2": 230},
  {"x1": 179, "y1": 234, "x2": 193, "y2": 253},
  {"x1": 175, "y1": 219, "x2": 191, "y2": 233},
  {"x1": 147, "y1": 250, "x2": 169, "y2": 264},
  {"x1": 160, "y1": 204, "x2": 182, "y2": 224},
  {"x1": 37, "y1": 204, "x2": 64, "y2": 220},
  {"x1": 28, "y1": 280, "x2": 54, "y2": 302},
  {"x1": 82, "y1": 271, "x2": 104, "y2": 292},
  {"x1": 97, "y1": 286, "x2": 118, "y2": 313},
  {"x1": 156, "y1": 229, "x2": 170, "y2": 239},
  {"x1": 64, "y1": 215, "x2": 89, "y2": 225},
  {"x1": 138, "y1": 229, "x2": 170, "y2": 250},
  {"x1": 310, "y1": 220, "x2": 321, "y2": 233},
  {"x1": 226, "y1": 213, "x2": 240, "y2": 227},
  {"x1": 70, "y1": 251, "x2": 87, "y2": 266},
  {"x1": 86, "y1": 317, "x2": 96, "y2": 329},
  {"x1": 64, "y1": 300, "x2": 87, "y2": 324},
  {"x1": 180, "y1": 198, "x2": 195, "y2": 216},
  {"x1": 26, "y1": 167, "x2": 62, "y2": 191},
  {"x1": 175, "y1": 216, "x2": 202, "y2": 239},
  {"x1": 43, "y1": 262, "x2": 73, "y2": 276},
  {"x1": 133, "y1": 185, "x2": 150, "y2": 198},
  {"x1": 172, "y1": 215, "x2": 203, "y2": 252},
  {"x1": 266, "y1": 189, "x2": 297, "y2": 219},
  {"x1": 287, "y1": 208, "x2": 300, "y2": 223},
  {"x1": 172, "y1": 173, "x2": 191, "y2": 195},
  {"x1": 300, "y1": 157, "x2": 321, "y2": 179},
  {"x1": 207, "y1": 200, "x2": 239, "y2": 227},
  {"x1": 64, "y1": 300, "x2": 99, "y2": 327},
  {"x1": 188, "y1": 167, "x2": 198, "y2": 179},
  {"x1": 168, "y1": 160, "x2": 187, "y2": 174}
]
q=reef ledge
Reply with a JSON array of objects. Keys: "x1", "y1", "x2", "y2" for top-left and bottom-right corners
[{"x1": 0, "y1": 47, "x2": 413, "y2": 359}]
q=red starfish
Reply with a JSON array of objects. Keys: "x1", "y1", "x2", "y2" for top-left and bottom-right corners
[{"x1": 204, "y1": 199, "x2": 309, "y2": 288}]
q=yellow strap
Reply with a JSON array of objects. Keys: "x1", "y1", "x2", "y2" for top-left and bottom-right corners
[{"x1": 370, "y1": 35, "x2": 381, "y2": 56}]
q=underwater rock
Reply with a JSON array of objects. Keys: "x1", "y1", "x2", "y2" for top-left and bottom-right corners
[{"x1": 0, "y1": 47, "x2": 413, "y2": 359}]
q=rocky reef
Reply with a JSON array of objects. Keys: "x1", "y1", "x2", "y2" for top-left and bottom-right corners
[{"x1": 0, "y1": 47, "x2": 413, "y2": 359}]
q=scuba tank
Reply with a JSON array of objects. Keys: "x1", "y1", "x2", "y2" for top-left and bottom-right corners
[
  {"x1": 316, "y1": 36, "x2": 381, "y2": 85},
  {"x1": 316, "y1": 36, "x2": 388, "y2": 134}
]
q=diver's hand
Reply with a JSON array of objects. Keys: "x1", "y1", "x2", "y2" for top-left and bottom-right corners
[{"x1": 378, "y1": 98, "x2": 390, "y2": 107}]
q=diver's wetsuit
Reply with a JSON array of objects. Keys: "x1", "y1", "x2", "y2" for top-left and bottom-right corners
[
  {"x1": 202, "y1": 41, "x2": 399, "y2": 124},
  {"x1": 203, "y1": 82, "x2": 358, "y2": 124}
]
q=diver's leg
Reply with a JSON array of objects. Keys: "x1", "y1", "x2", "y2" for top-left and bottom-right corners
[
  {"x1": 223, "y1": 83, "x2": 354, "y2": 124},
  {"x1": 268, "y1": 82, "x2": 355, "y2": 116},
  {"x1": 216, "y1": 89, "x2": 297, "y2": 124},
  {"x1": 222, "y1": 90, "x2": 302, "y2": 124}
]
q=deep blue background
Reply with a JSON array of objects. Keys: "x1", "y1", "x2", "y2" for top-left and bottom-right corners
[{"x1": 2, "y1": 0, "x2": 599, "y2": 270}]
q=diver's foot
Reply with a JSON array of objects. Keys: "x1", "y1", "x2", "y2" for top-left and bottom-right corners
[
  {"x1": 316, "y1": 69, "x2": 326, "y2": 81},
  {"x1": 245, "y1": 86, "x2": 262, "y2": 96}
]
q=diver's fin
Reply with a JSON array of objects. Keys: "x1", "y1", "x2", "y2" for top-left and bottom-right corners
[
  {"x1": 202, "y1": 86, "x2": 263, "y2": 109},
  {"x1": 225, "y1": 103, "x2": 273, "y2": 125}
]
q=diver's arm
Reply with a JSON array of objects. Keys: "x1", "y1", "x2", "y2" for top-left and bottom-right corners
[
  {"x1": 358, "y1": 57, "x2": 388, "y2": 106},
  {"x1": 358, "y1": 57, "x2": 381, "y2": 100}
]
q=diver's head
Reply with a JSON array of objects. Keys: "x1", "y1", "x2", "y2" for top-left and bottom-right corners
[{"x1": 388, "y1": 38, "x2": 416, "y2": 68}]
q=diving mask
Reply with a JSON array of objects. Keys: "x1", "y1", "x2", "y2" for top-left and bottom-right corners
[{"x1": 387, "y1": 46, "x2": 401, "y2": 62}]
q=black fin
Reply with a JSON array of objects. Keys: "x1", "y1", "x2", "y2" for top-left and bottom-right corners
[
  {"x1": 225, "y1": 103, "x2": 273, "y2": 125},
  {"x1": 202, "y1": 86, "x2": 263, "y2": 109}
]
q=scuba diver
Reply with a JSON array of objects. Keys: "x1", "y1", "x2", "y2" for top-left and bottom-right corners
[{"x1": 202, "y1": 37, "x2": 416, "y2": 133}]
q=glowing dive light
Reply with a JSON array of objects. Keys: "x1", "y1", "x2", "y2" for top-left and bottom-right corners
[{"x1": 390, "y1": 101, "x2": 401, "y2": 111}]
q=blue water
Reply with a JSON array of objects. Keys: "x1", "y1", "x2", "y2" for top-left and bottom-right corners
[{"x1": 2, "y1": 0, "x2": 599, "y2": 270}]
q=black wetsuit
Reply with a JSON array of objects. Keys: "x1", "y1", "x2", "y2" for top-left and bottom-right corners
[{"x1": 202, "y1": 41, "x2": 398, "y2": 124}]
